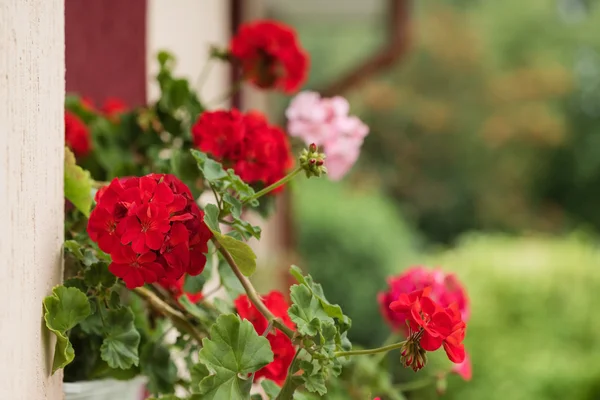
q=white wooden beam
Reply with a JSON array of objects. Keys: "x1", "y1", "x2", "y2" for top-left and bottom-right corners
[{"x1": 0, "y1": 0, "x2": 65, "y2": 398}]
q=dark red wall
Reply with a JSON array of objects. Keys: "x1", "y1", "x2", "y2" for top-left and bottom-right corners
[{"x1": 65, "y1": 0, "x2": 147, "y2": 106}]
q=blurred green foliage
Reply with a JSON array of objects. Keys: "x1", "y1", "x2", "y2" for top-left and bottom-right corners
[
  {"x1": 283, "y1": 0, "x2": 600, "y2": 243},
  {"x1": 418, "y1": 233, "x2": 600, "y2": 400},
  {"x1": 293, "y1": 178, "x2": 419, "y2": 348}
]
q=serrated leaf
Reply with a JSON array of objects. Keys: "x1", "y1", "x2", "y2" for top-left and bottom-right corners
[
  {"x1": 261, "y1": 379, "x2": 281, "y2": 399},
  {"x1": 43, "y1": 285, "x2": 91, "y2": 373},
  {"x1": 211, "y1": 230, "x2": 256, "y2": 276},
  {"x1": 223, "y1": 193, "x2": 243, "y2": 218},
  {"x1": 190, "y1": 363, "x2": 210, "y2": 393},
  {"x1": 196, "y1": 314, "x2": 273, "y2": 400},
  {"x1": 288, "y1": 284, "x2": 332, "y2": 337},
  {"x1": 141, "y1": 342, "x2": 178, "y2": 395},
  {"x1": 191, "y1": 150, "x2": 228, "y2": 182},
  {"x1": 289, "y1": 266, "x2": 351, "y2": 332},
  {"x1": 100, "y1": 307, "x2": 141, "y2": 369},
  {"x1": 302, "y1": 373, "x2": 327, "y2": 395},
  {"x1": 203, "y1": 204, "x2": 221, "y2": 232},
  {"x1": 64, "y1": 147, "x2": 93, "y2": 217},
  {"x1": 232, "y1": 217, "x2": 262, "y2": 240}
]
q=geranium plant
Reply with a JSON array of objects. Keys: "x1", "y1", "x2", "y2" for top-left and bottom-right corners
[{"x1": 49, "y1": 19, "x2": 471, "y2": 400}]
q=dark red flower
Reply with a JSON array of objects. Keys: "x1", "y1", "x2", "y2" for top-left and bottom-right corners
[
  {"x1": 108, "y1": 245, "x2": 164, "y2": 289},
  {"x1": 88, "y1": 174, "x2": 212, "y2": 289},
  {"x1": 65, "y1": 111, "x2": 92, "y2": 157},
  {"x1": 235, "y1": 291, "x2": 296, "y2": 384},
  {"x1": 192, "y1": 109, "x2": 245, "y2": 159},
  {"x1": 192, "y1": 109, "x2": 293, "y2": 192},
  {"x1": 230, "y1": 20, "x2": 309, "y2": 93},
  {"x1": 101, "y1": 97, "x2": 128, "y2": 121}
]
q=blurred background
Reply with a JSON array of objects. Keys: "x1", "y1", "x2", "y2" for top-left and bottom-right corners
[
  {"x1": 266, "y1": 0, "x2": 600, "y2": 399},
  {"x1": 66, "y1": 0, "x2": 600, "y2": 398}
]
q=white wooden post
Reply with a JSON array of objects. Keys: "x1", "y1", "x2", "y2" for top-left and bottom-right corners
[{"x1": 0, "y1": 0, "x2": 65, "y2": 398}]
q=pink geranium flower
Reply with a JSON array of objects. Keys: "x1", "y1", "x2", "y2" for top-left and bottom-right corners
[{"x1": 286, "y1": 91, "x2": 369, "y2": 180}]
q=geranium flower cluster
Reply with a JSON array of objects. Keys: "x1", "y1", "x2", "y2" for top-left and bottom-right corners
[
  {"x1": 65, "y1": 110, "x2": 92, "y2": 157},
  {"x1": 87, "y1": 174, "x2": 212, "y2": 289},
  {"x1": 230, "y1": 20, "x2": 309, "y2": 94},
  {"x1": 379, "y1": 267, "x2": 471, "y2": 379},
  {"x1": 81, "y1": 96, "x2": 128, "y2": 122},
  {"x1": 235, "y1": 291, "x2": 296, "y2": 385},
  {"x1": 192, "y1": 109, "x2": 293, "y2": 190},
  {"x1": 390, "y1": 287, "x2": 466, "y2": 371},
  {"x1": 286, "y1": 91, "x2": 369, "y2": 180}
]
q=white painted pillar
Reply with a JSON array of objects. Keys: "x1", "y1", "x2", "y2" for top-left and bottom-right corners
[{"x1": 0, "y1": 0, "x2": 65, "y2": 399}]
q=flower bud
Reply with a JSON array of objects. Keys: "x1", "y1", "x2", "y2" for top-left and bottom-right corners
[
  {"x1": 299, "y1": 144, "x2": 327, "y2": 178},
  {"x1": 400, "y1": 337, "x2": 428, "y2": 372}
]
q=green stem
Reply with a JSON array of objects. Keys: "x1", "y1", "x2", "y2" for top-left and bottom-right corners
[
  {"x1": 133, "y1": 286, "x2": 205, "y2": 344},
  {"x1": 372, "y1": 332, "x2": 401, "y2": 364},
  {"x1": 213, "y1": 238, "x2": 295, "y2": 339},
  {"x1": 243, "y1": 167, "x2": 302, "y2": 204},
  {"x1": 275, "y1": 349, "x2": 302, "y2": 400},
  {"x1": 196, "y1": 58, "x2": 214, "y2": 92},
  {"x1": 334, "y1": 341, "x2": 406, "y2": 358},
  {"x1": 206, "y1": 81, "x2": 242, "y2": 107},
  {"x1": 394, "y1": 377, "x2": 436, "y2": 392}
]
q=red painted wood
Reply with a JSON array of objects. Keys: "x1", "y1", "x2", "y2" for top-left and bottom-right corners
[{"x1": 65, "y1": 0, "x2": 147, "y2": 106}]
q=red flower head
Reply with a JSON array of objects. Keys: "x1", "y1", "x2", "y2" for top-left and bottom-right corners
[
  {"x1": 230, "y1": 20, "x2": 309, "y2": 93},
  {"x1": 378, "y1": 266, "x2": 470, "y2": 331},
  {"x1": 65, "y1": 111, "x2": 92, "y2": 157},
  {"x1": 87, "y1": 174, "x2": 213, "y2": 289},
  {"x1": 235, "y1": 291, "x2": 296, "y2": 384},
  {"x1": 389, "y1": 287, "x2": 467, "y2": 371},
  {"x1": 192, "y1": 110, "x2": 293, "y2": 192},
  {"x1": 192, "y1": 109, "x2": 245, "y2": 159},
  {"x1": 101, "y1": 97, "x2": 128, "y2": 121}
]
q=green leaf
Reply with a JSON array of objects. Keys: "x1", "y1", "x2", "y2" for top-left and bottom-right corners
[
  {"x1": 261, "y1": 380, "x2": 281, "y2": 399},
  {"x1": 64, "y1": 147, "x2": 93, "y2": 217},
  {"x1": 203, "y1": 204, "x2": 221, "y2": 233},
  {"x1": 43, "y1": 285, "x2": 91, "y2": 373},
  {"x1": 183, "y1": 273, "x2": 206, "y2": 294},
  {"x1": 141, "y1": 342, "x2": 178, "y2": 395},
  {"x1": 288, "y1": 285, "x2": 332, "y2": 337},
  {"x1": 223, "y1": 193, "x2": 242, "y2": 218},
  {"x1": 64, "y1": 240, "x2": 85, "y2": 260},
  {"x1": 289, "y1": 266, "x2": 351, "y2": 332},
  {"x1": 191, "y1": 150, "x2": 227, "y2": 182},
  {"x1": 190, "y1": 363, "x2": 210, "y2": 392},
  {"x1": 100, "y1": 307, "x2": 141, "y2": 369},
  {"x1": 211, "y1": 230, "x2": 256, "y2": 276},
  {"x1": 84, "y1": 262, "x2": 116, "y2": 288},
  {"x1": 196, "y1": 314, "x2": 273, "y2": 400},
  {"x1": 302, "y1": 373, "x2": 327, "y2": 395}
]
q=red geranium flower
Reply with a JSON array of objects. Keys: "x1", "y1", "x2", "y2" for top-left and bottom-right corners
[
  {"x1": 230, "y1": 20, "x2": 309, "y2": 93},
  {"x1": 378, "y1": 266, "x2": 470, "y2": 331},
  {"x1": 235, "y1": 291, "x2": 296, "y2": 384},
  {"x1": 192, "y1": 109, "x2": 245, "y2": 159},
  {"x1": 108, "y1": 245, "x2": 164, "y2": 289},
  {"x1": 88, "y1": 174, "x2": 212, "y2": 289},
  {"x1": 191, "y1": 109, "x2": 292, "y2": 192},
  {"x1": 65, "y1": 111, "x2": 92, "y2": 157},
  {"x1": 389, "y1": 287, "x2": 467, "y2": 371},
  {"x1": 101, "y1": 97, "x2": 128, "y2": 121}
]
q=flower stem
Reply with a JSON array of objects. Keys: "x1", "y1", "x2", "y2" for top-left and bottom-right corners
[
  {"x1": 275, "y1": 349, "x2": 303, "y2": 400},
  {"x1": 372, "y1": 332, "x2": 401, "y2": 364},
  {"x1": 212, "y1": 238, "x2": 295, "y2": 339},
  {"x1": 133, "y1": 286, "x2": 205, "y2": 344},
  {"x1": 243, "y1": 167, "x2": 303, "y2": 204},
  {"x1": 334, "y1": 341, "x2": 406, "y2": 358}
]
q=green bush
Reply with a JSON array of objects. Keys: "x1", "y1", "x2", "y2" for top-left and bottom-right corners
[
  {"x1": 293, "y1": 178, "x2": 419, "y2": 347},
  {"x1": 413, "y1": 233, "x2": 600, "y2": 400}
]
